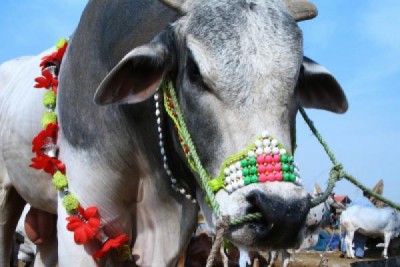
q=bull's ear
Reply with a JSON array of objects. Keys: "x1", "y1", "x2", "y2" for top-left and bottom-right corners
[
  {"x1": 297, "y1": 56, "x2": 348, "y2": 114},
  {"x1": 94, "y1": 41, "x2": 170, "y2": 105}
]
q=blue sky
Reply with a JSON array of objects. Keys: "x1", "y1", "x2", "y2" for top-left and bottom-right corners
[{"x1": 1, "y1": 1, "x2": 399, "y2": 204}]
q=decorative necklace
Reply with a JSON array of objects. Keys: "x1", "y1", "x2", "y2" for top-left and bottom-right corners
[{"x1": 30, "y1": 39, "x2": 130, "y2": 260}]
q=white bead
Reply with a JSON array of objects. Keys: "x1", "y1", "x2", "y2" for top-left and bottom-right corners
[
  {"x1": 192, "y1": 199, "x2": 197, "y2": 203},
  {"x1": 235, "y1": 162, "x2": 241, "y2": 170},
  {"x1": 159, "y1": 141, "x2": 164, "y2": 147},
  {"x1": 238, "y1": 179, "x2": 245, "y2": 187},
  {"x1": 155, "y1": 102, "x2": 159, "y2": 108},
  {"x1": 261, "y1": 131, "x2": 269, "y2": 138},
  {"x1": 236, "y1": 170, "x2": 243, "y2": 178},
  {"x1": 163, "y1": 163, "x2": 169, "y2": 170},
  {"x1": 272, "y1": 147, "x2": 279, "y2": 154},
  {"x1": 232, "y1": 181, "x2": 239, "y2": 190},
  {"x1": 229, "y1": 165, "x2": 236, "y2": 173},
  {"x1": 163, "y1": 156, "x2": 167, "y2": 162},
  {"x1": 225, "y1": 177, "x2": 231, "y2": 184},
  {"x1": 263, "y1": 139, "x2": 271, "y2": 147},
  {"x1": 159, "y1": 133, "x2": 163, "y2": 139},
  {"x1": 224, "y1": 168, "x2": 230, "y2": 175},
  {"x1": 295, "y1": 177, "x2": 302, "y2": 185},
  {"x1": 170, "y1": 178, "x2": 176, "y2": 183},
  {"x1": 166, "y1": 170, "x2": 172, "y2": 176},
  {"x1": 180, "y1": 188, "x2": 186, "y2": 194},
  {"x1": 279, "y1": 149, "x2": 287, "y2": 155},
  {"x1": 248, "y1": 151, "x2": 255, "y2": 157},
  {"x1": 256, "y1": 148, "x2": 263, "y2": 155},
  {"x1": 231, "y1": 173, "x2": 237, "y2": 179},
  {"x1": 271, "y1": 139, "x2": 278, "y2": 147},
  {"x1": 226, "y1": 184, "x2": 233, "y2": 193},
  {"x1": 155, "y1": 109, "x2": 160, "y2": 116},
  {"x1": 255, "y1": 140, "x2": 262, "y2": 148},
  {"x1": 157, "y1": 126, "x2": 162, "y2": 133},
  {"x1": 154, "y1": 94, "x2": 159, "y2": 100},
  {"x1": 263, "y1": 147, "x2": 272, "y2": 154},
  {"x1": 157, "y1": 118, "x2": 161, "y2": 125},
  {"x1": 186, "y1": 194, "x2": 192, "y2": 199},
  {"x1": 160, "y1": 148, "x2": 165, "y2": 155}
]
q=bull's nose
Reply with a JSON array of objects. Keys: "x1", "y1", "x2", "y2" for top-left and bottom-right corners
[{"x1": 245, "y1": 190, "x2": 311, "y2": 248}]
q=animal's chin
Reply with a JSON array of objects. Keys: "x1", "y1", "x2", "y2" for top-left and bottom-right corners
[{"x1": 215, "y1": 182, "x2": 311, "y2": 249}]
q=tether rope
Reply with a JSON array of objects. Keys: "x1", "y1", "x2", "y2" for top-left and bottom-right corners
[{"x1": 299, "y1": 107, "x2": 400, "y2": 211}]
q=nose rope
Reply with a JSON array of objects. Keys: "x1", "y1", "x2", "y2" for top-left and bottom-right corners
[
  {"x1": 163, "y1": 80, "x2": 263, "y2": 222},
  {"x1": 299, "y1": 107, "x2": 400, "y2": 211}
]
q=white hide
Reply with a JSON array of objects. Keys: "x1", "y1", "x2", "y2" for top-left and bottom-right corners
[
  {"x1": 341, "y1": 205, "x2": 400, "y2": 258},
  {"x1": 16, "y1": 205, "x2": 36, "y2": 263}
]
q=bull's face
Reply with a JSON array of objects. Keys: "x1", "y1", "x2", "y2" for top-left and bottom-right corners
[{"x1": 94, "y1": 0, "x2": 348, "y2": 250}]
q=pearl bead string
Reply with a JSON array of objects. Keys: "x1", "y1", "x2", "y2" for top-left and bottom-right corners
[{"x1": 154, "y1": 92, "x2": 196, "y2": 203}]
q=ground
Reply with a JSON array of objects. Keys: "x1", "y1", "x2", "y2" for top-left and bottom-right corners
[{"x1": 277, "y1": 249, "x2": 400, "y2": 267}]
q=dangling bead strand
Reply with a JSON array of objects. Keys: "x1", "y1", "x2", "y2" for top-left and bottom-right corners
[{"x1": 154, "y1": 92, "x2": 196, "y2": 203}]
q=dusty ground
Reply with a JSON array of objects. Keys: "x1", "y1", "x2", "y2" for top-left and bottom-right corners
[{"x1": 276, "y1": 249, "x2": 399, "y2": 267}]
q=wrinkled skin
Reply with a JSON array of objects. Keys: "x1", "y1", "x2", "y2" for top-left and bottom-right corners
[{"x1": 0, "y1": 0, "x2": 348, "y2": 266}]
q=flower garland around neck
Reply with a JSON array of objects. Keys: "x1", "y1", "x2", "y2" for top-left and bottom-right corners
[{"x1": 30, "y1": 39, "x2": 130, "y2": 261}]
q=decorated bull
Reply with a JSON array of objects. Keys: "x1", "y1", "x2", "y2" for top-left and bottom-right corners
[
  {"x1": 0, "y1": 0, "x2": 348, "y2": 266},
  {"x1": 341, "y1": 205, "x2": 400, "y2": 259}
]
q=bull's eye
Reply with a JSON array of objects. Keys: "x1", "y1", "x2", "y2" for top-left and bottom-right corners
[{"x1": 186, "y1": 52, "x2": 202, "y2": 84}]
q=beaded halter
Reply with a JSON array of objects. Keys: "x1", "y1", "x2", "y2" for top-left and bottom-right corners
[{"x1": 159, "y1": 80, "x2": 302, "y2": 198}]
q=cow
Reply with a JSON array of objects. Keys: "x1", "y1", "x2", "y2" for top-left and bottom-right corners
[
  {"x1": 0, "y1": 0, "x2": 349, "y2": 266},
  {"x1": 341, "y1": 205, "x2": 400, "y2": 259}
]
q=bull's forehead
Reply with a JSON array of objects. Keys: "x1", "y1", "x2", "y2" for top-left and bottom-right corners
[{"x1": 183, "y1": 0, "x2": 303, "y2": 97}]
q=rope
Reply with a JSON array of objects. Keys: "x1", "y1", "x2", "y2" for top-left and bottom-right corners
[
  {"x1": 205, "y1": 217, "x2": 230, "y2": 267},
  {"x1": 299, "y1": 107, "x2": 400, "y2": 211}
]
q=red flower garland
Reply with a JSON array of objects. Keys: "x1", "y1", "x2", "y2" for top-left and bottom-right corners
[
  {"x1": 66, "y1": 206, "x2": 101, "y2": 245},
  {"x1": 31, "y1": 40, "x2": 130, "y2": 260}
]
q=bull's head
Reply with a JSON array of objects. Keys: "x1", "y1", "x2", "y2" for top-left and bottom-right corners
[{"x1": 94, "y1": 0, "x2": 347, "y2": 250}]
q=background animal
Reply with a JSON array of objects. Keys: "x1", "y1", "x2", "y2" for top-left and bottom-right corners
[{"x1": 341, "y1": 205, "x2": 400, "y2": 258}]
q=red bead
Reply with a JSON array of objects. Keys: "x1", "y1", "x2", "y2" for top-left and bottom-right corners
[
  {"x1": 266, "y1": 164, "x2": 274, "y2": 173},
  {"x1": 265, "y1": 155, "x2": 273, "y2": 164},
  {"x1": 268, "y1": 173, "x2": 275, "y2": 181},
  {"x1": 258, "y1": 165, "x2": 267, "y2": 174},
  {"x1": 276, "y1": 172, "x2": 283, "y2": 181},
  {"x1": 257, "y1": 155, "x2": 265, "y2": 165},
  {"x1": 273, "y1": 154, "x2": 280, "y2": 163},
  {"x1": 259, "y1": 173, "x2": 267, "y2": 182},
  {"x1": 274, "y1": 163, "x2": 282, "y2": 172}
]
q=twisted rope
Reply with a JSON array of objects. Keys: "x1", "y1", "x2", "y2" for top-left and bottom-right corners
[{"x1": 299, "y1": 107, "x2": 400, "y2": 211}]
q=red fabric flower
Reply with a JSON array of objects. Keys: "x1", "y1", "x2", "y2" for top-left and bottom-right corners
[
  {"x1": 30, "y1": 155, "x2": 65, "y2": 175},
  {"x1": 66, "y1": 206, "x2": 101, "y2": 245},
  {"x1": 32, "y1": 122, "x2": 58, "y2": 155},
  {"x1": 40, "y1": 42, "x2": 68, "y2": 70},
  {"x1": 93, "y1": 234, "x2": 130, "y2": 259},
  {"x1": 34, "y1": 70, "x2": 58, "y2": 92}
]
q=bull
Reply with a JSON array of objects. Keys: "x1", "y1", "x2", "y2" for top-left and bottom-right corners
[{"x1": 0, "y1": 0, "x2": 348, "y2": 266}]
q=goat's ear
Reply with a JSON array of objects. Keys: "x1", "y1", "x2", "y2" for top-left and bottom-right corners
[
  {"x1": 94, "y1": 33, "x2": 172, "y2": 105},
  {"x1": 297, "y1": 56, "x2": 348, "y2": 113}
]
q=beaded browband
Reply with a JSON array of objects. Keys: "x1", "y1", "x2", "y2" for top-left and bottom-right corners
[{"x1": 161, "y1": 80, "x2": 302, "y2": 195}]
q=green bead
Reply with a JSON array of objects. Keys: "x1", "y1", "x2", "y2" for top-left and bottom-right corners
[
  {"x1": 52, "y1": 171, "x2": 68, "y2": 190},
  {"x1": 43, "y1": 90, "x2": 56, "y2": 109},
  {"x1": 62, "y1": 194, "x2": 79, "y2": 213},
  {"x1": 283, "y1": 173, "x2": 290, "y2": 181},
  {"x1": 289, "y1": 165, "x2": 295, "y2": 172},
  {"x1": 280, "y1": 155, "x2": 288, "y2": 163},
  {"x1": 288, "y1": 156, "x2": 294, "y2": 163},
  {"x1": 248, "y1": 157, "x2": 256, "y2": 166},
  {"x1": 289, "y1": 174, "x2": 296, "y2": 182},
  {"x1": 282, "y1": 164, "x2": 289, "y2": 172},
  {"x1": 242, "y1": 167, "x2": 249, "y2": 176},
  {"x1": 250, "y1": 166, "x2": 257, "y2": 175},
  {"x1": 241, "y1": 159, "x2": 248, "y2": 168},
  {"x1": 251, "y1": 175, "x2": 258, "y2": 183},
  {"x1": 244, "y1": 176, "x2": 251, "y2": 185},
  {"x1": 41, "y1": 112, "x2": 57, "y2": 128}
]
